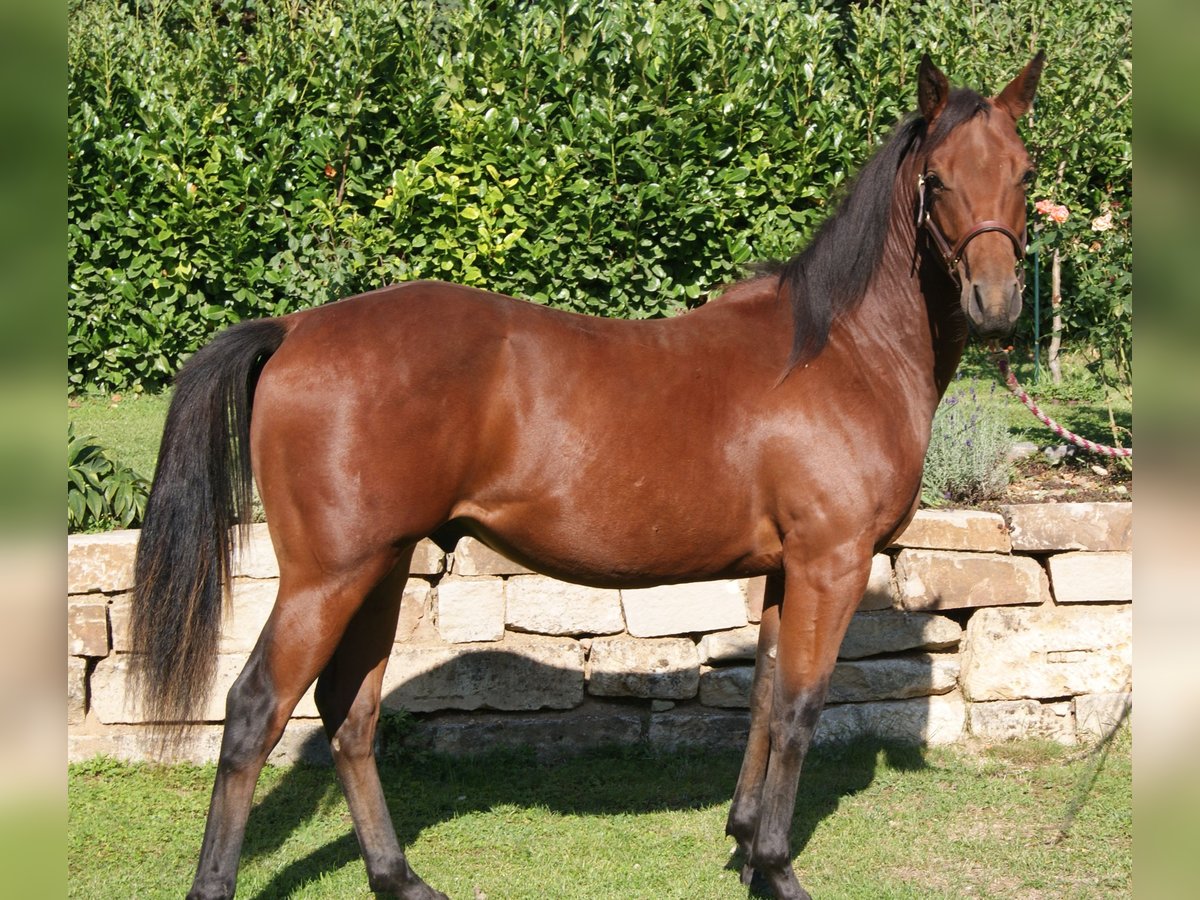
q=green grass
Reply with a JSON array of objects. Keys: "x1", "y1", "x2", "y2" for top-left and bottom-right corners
[
  {"x1": 67, "y1": 392, "x2": 172, "y2": 482},
  {"x1": 69, "y1": 730, "x2": 1131, "y2": 899}
]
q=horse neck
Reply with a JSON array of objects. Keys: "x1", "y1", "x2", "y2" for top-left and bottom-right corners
[{"x1": 848, "y1": 159, "x2": 968, "y2": 412}]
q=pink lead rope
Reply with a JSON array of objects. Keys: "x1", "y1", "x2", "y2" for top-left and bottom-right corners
[{"x1": 992, "y1": 351, "x2": 1132, "y2": 459}]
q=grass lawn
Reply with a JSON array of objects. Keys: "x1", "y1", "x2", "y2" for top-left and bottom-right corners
[
  {"x1": 68, "y1": 729, "x2": 1131, "y2": 899},
  {"x1": 68, "y1": 391, "x2": 172, "y2": 482}
]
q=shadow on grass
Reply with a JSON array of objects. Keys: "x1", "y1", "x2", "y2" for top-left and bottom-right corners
[{"x1": 238, "y1": 729, "x2": 929, "y2": 899}]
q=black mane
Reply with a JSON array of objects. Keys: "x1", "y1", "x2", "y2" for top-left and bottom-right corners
[{"x1": 767, "y1": 88, "x2": 989, "y2": 369}]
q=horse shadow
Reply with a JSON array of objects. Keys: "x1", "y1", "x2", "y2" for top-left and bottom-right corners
[{"x1": 236, "y1": 648, "x2": 935, "y2": 899}]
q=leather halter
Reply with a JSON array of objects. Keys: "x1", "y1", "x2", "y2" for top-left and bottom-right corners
[{"x1": 916, "y1": 173, "x2": 1026, "y2": 282}]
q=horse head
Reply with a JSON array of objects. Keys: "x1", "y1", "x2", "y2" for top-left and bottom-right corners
[{"x1": 915, "y1": 52, "x2": 1045, "y2": 339}]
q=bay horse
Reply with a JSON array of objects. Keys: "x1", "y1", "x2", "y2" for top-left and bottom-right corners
[{"x1": 131, "y1": 54, "x2": 1044, "y2": 899}]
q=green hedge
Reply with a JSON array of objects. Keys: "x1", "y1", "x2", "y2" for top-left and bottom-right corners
[{"x1": 68, "y1": 0, "x2": 1131, "y2": 392}]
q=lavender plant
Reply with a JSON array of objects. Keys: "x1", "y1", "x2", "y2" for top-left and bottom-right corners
[{"x1": 920, "y1": 380, "x2": 1013, "y2": 507}]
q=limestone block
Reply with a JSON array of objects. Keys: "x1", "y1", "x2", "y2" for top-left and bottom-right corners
[
  {"x1": 647, "y1": 707, "x2": 751, "y2": 753},
  {"x1": 217, "y1": 578, "x2": 277, "y2": 652},
  {"x1": 68, "y1": 656, "x2": 87, "y2": 726},
  {"x1": 67, "y1": 530, "x2": 138, "y2": 594},
  {"x1": 892, "y1": 509, "x2": 1011, "y2": 552},
  {"x1": 827, "y1": 655, "x2": 960, "y2": 703},
  {"x1": 394, "y1": 579, "x2": 434, "y2": 643},
  {"x1": 90, "y1": 653, "x2": 319, "y2": 724},
  {"x1": 437, "y1": 578, "x2": 505, "y2": 643},
  {"x1": 961, "y1": 605, "x2": 1132, "y2": 701},
  {"x1": 838, "y1": 611, "x2": 962, "y2": 659},
  {"x1": 813, "y1": 692, "x2": 966, "y2": 746},
  {"x1": 699, "y1": 665, "x2": 755, "y2": 707},
  {"x1": 697, "y1": 625, "x2": 760, "y2": 664},
  {"x1": 230, "y1": 524, "x2": 278, "y2": 578},
  {"x1": 896, "y1": 549, "x2": 1049, "y2": 610},
  {"x1": 451, "y1": 538, "x2": 533, "y2": 576},
  {"x1": 381, "y1": 636, "x2": 583, "y2": 712},
  {"x1": 746, "y1": 576, "x2": 766, "y2": 622},
  {"x1": 1075, "y1": 692, "x2": 1132, "y2": 740},
  {"x1": 505, "y1": 575, "x2": 624, "y2": 636},
  {"x1": 621, "y1": 581, "x2": 747, "y2": 637},
  {"x1": 969, "y1": 699, "x2": 1075, "y2": 744},
  {"x1": 1001, "y1": 502, "x2": 1132, "y2": 552},
  {"x1": 68, "y1": 599, "x2": 109, "y2": 657},
  {"x1": 586, "y1": 636, "x2": 699, "y2": 699},
  {"x1": 1049, "y1": 552, "x2": 1133, "y2": 604},
  {"x1": 410, "y1": 539, "x2": 446, "y2": 576},
  {"x1": 859, "y1": 554, "x2": 898, "y2": 611}
]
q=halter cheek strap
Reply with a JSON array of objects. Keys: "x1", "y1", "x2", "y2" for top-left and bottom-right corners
[{"x1": 916, "y1": 173, "x2": 1026, "y2": 280}]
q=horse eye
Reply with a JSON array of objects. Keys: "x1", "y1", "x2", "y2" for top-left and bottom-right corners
[
  {"x1": 924, "y1": 172, "x2": 944, "y2": 191},
  {"x1": 1021, "y1": 169, "x2": 1036, "y2": 187}
]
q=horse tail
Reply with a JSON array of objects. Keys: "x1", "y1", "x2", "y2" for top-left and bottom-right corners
[{"x1": 130, "y1": 318, "x2": 289, "y2": 729}]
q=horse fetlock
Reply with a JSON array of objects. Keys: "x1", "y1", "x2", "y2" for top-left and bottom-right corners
[
  {"x1": 725, "y1": 805, "x2": 757, "y2": 845},
  {"x1": 748, "y1": 831, "x2": 792, "y2": 873}
]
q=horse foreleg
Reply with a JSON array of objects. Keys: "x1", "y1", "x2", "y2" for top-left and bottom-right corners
[
  {"x1": 188, "y1": 555, "x2": 397, "y2": 900},
  {"x1": 747, "y1": 545, "x2": 871, "y2": 900},
  {"x1": 314, "y1": 555, "x2": 447, "y2": 900},
  {"x1": 726, "y1": 574, "x2": 782, "y2": 884}
]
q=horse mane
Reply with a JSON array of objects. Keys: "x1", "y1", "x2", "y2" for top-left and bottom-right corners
[{"x1": 765, "y1": 87, "x2": 990, "y2": 370}]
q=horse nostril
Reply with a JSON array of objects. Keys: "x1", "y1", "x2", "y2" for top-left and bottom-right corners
[
  {"x1": 971, "y1": 284, "x2": 986, "y2": 320},
  {"x1": 1009, "y1": 283, "x2": 1023, "y2": 321}
]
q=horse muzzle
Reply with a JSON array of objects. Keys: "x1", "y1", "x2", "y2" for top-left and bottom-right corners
[{"x1": 961, "y1": 275, "x2": 1023, "y2": 339}]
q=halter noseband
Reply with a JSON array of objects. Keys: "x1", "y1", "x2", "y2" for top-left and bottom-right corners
[{"x1": 916, "y1": 173, "x2": 1026, "y2": 282}]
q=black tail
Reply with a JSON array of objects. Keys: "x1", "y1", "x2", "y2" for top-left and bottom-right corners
[{"x1": 130, "y1": 318, "x2": 288, "y2": 728}]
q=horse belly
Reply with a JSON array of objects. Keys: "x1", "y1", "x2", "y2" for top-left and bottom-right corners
[{"x1": 451, "y1": 478, "x2": 777, "y2": 588}]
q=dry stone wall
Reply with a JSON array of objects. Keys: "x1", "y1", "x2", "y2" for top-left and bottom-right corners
[{"x1": 67, "y1": 503, "x2": 1132, "y2": 763}]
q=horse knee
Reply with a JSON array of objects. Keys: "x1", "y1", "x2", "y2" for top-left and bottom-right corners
[{"x1": 726, "y1": 792, "x2": 763, "y2": 850}]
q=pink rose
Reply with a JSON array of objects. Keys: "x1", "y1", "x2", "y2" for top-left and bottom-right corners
[{"x1": 1034, "y1": 199, "x2": 1069, "y2": 224}]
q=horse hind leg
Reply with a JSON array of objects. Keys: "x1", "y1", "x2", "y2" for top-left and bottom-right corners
[
  {"x1": 314, "y1": 550, "x2": 447, "y2": 900},
  {"x1": 725, "y1": 574, "x2": 782, "y2": 884},
  {"x1": 187, "y1": 551, "x2": 401, "y2": 900}
]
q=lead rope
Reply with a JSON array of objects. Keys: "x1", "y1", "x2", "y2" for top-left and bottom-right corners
[{"x1": 991, "y1": 349, "x2": 1132, "y2": 458}]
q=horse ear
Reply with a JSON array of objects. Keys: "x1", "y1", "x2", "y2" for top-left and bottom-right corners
[
  {"x1": 918, "y1": 54, "x2": 949, "y2": 125},
  {"x1": 995, "y1": 51, "x2": 1045, "y2": 120}
]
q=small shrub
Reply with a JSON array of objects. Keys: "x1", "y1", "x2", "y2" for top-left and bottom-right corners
[
  {"x1": 376, "y1": 709, "x2": 417, "y2": 762},
  {"x1": 921, "y1": 382, "x2": 1012, "y2": 507},
  {"x1": 68, "y1": 423, "x2": 151, "y2": 532}
]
